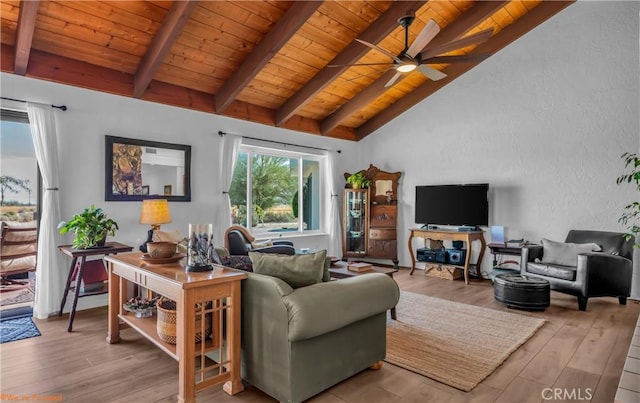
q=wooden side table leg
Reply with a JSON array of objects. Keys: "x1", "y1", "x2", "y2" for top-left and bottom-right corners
[
  {"x1": 408, "y1": 233, "x2": 416, "y2": 275},
  {"x1": 177, "y1": 290, "x2": 196, "y2": 403},
  {"x1": 463, "y1": 235, "x2": 471, "y2": 285},
  {"x1": 223, "y1": 281, "x2": 244, "y2": 395},
  {"x1": 67, "y1": 256, "x2": 86, "y2": 331},
  {"x1": 59, "y1": 257, "x2": 77, "y2": 316},
  {"x1": 107, "y1": 262, "x2": 121, "y2": 344},
  {"x1": 387, "y1": 272, "x2": 397, "y2": 320}
]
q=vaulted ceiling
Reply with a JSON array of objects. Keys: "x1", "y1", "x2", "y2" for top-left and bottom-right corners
[{"x1": 0, "y1": 1, "x2": 573, "y2": 141}]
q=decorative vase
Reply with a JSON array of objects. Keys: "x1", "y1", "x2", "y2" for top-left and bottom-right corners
[{"x1": 186, "y1": 224, "x2": 214, "y2": 272}]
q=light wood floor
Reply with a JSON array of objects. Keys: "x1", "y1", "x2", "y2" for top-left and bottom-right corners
[{"x1": 1, "y1": 269, "x2": 638, "y2": 403}]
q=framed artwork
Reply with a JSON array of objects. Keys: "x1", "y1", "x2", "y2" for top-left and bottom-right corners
[{"x1": 105, "y1": 135, "x2": 191, "y2": 201}]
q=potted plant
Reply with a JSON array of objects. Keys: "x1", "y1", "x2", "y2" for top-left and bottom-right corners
[
  {"x1": 58, "y1": 205, "x2": 119, "y2": 249},
  {"x1": 617, "y1": 152, "x2": 640, "y2": 247},
  {"x1": 346, "y1": 172, "x2": 371, "y2": 189}
]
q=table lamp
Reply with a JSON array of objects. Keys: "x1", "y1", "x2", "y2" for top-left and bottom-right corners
[{"x1": 139, "y1": 199, "x2": 172, "y2": 252}]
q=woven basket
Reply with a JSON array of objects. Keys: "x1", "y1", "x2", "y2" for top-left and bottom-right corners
[{"x1": 156, "y1": 297, "x2": 212, "y2": 345}]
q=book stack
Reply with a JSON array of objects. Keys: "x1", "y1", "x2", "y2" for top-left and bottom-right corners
[{"x1": 347, "y1": 262, "x2": 372, "y2": 273}]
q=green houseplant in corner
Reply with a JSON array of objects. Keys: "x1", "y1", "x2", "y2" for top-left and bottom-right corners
[
  {"x1": 58, "y1": 205, "x2": 119, "y2": 249},
  {"x1": 616, "y1": 152, "x2": 640, "y2": 247},
  {"x1": 346, "y1": 172, "x2": 371, "y2": 189}
]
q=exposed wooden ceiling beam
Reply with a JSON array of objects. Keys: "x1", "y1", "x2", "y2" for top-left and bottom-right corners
[
  {"x1": 133, "y1": 0, "x2": 199, "y2": 99},
  {"x1": 275, "y1": 0, "x2": 427, "y2": 126},
  {"x1": 356, "y1": 1, "x2": 575, "y2": 140},
  {"x1": 14, "y1": 0, "x2": 39, "y2": 76},
  {"x1": 1, "y1": 44, "x2": 357, "y2": 141},
  {"x1": 320, "y1": 0, "x2": 508, "y2": 135},
  {"x1": 215, "y1": 1, "x2": 322, "y2": 114}
]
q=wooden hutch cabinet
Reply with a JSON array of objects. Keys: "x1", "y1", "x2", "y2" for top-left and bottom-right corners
[
  {"x1": 343, "y1": 189, "x2": 369, "y2": 258},
  {"x1": 343, "y1": 165, "x2": 401, "y2": 267}
]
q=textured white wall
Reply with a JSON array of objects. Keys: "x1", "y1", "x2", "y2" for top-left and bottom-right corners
[
  {"x1": 360, "y1": 1, "x2": 640, "y2": 297},
  {"x1": 0, "y1": 74, "x2": 359, "y2": 310},
  {"x1": 0, "y1": 74, "x2": 359, "y2": 248}
]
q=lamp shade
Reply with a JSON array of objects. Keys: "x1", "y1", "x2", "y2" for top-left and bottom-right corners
[{"x1": 140, "y1": 199, "x2": 172, "y2": 225}]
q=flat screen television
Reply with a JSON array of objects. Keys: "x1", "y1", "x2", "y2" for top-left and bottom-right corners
[{"x1": 415, "y1": 183, "x2": 489, "y2": 227}]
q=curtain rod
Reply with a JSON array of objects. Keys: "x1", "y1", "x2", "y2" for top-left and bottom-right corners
[
  {"x1": 218, "y1": 130, "x2": 341, "y2": 154},
  {"x1": 1, "y1": 96, "x2": 67, "y2": 111}
]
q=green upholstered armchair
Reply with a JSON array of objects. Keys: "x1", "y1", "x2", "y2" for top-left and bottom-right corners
[{"x1": 233, "y1": 268, "x2": 399, "y2": 403}]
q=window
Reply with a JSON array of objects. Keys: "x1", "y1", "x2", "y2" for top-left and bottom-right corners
[
  {"x1": 229, "y1": 144, "x2": 325, "y2": 237},
  {"x1": 0, "y1": 109, "x2": 39, "y2": 224}
]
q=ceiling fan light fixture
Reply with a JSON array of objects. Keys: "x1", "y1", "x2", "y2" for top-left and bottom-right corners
[{"x1": 397, "y1": 63, "x2": 417, "y2": 73}]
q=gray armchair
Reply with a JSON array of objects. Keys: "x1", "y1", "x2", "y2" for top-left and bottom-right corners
[
  {"x1": 521, "y1": 230, "x2": 634, "y2": 311},
  {"x1": 232, "y1": 268, "x2": 399, "y2": 402}
]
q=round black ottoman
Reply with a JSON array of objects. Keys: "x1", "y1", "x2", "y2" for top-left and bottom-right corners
[{"x1": 493, "y1": 274, "x2": 550, "y2": 311}]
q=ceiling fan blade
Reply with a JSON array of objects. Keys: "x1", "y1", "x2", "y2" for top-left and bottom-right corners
[
  {"x1": 421, "y1": 53, "x2": 491, "y2": 64},
  {"x1": 421, "y1": 28, "x2": 494, "y2": 60},
  {"x1": 384, "y1": 72, "x2": 403, "y2": 88},
  {"x1": 417, "y1": 64, "x2": 447, "y2": 81},
  {"x1": 406, "y1": 19, "x2": 440, "y2": 58},
  {"x1": 327, "y1": 62, "x2": 395, "y2": 68},
  {"x1": 355, "y1": 38, "x2": 402, "y2": 63}
]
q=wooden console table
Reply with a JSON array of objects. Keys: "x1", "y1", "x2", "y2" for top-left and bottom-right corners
[
  {"x1": 408, "y1": 229, "x2": 486, "y2": 285},
  {"x1": 104, "y1": 252, "x2": 247, "y2": 403}
]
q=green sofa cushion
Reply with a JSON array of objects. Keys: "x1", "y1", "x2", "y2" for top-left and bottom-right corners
[
  {"x1": 284, "y1": 273, "x2": 400, "y2": 341},
  {"x1": 249, "y1": 250, "x2": 327, "y2": 289}
]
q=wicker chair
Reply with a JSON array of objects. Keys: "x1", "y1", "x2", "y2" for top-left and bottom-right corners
[{"x1": 1, "y1": 221, "x2": 37, "y2": 289}]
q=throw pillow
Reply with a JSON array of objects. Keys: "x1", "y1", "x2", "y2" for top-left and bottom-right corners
[
  {"x1": 220, "y1": 255, "x2": 253, "y2": 272},
  {"x1": 323, "y1": 256, "x2": 331, "y2": 282},
  {"x1": 541, "y1": 238, "x2": 602, "y2": 266},
  {"x1": 249, "y1": 250, "x2": 327, "y2": 288}
]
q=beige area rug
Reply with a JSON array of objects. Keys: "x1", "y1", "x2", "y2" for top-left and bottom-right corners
[{"x1": 386, "y1": 291, "x2": 545, "y2": 392}]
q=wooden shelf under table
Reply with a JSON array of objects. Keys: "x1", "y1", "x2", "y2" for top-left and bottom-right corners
[
  {"x1": 105, "y1": 253, "x2": 247, "y2": 403},
  {"x1": 118, "y1": 313, "x2": 219, "y2": 361}
]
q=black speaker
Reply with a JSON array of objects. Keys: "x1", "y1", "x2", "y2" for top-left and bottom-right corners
[
  {"x1": 417, "y1": 248, "x2": 446, "y2": 263},
  {"x1": 451, "y1": 240, "x2": 464, "y2": 249},
  {"x1": 446, "y1": 248, "x2": 466, "y2": 265}
]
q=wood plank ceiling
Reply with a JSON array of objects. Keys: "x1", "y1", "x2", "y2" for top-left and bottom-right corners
[{"x1": 0, "y1": 0, "x2": 574, "y2": 141}]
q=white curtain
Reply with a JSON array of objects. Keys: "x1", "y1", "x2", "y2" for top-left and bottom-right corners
[
  {"x1": 27, "y1": 102, "x2": 66, "y2": 319},
  {"x1": 215, "y1": 133, "x2": 242, "y2": 245},
  {"x1": 326, "y1": 152, "x2": 342, "y2": 257}
]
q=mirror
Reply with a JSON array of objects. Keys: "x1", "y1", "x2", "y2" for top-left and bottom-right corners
[
  {"x1": 365, "y1": 164, "x2": 401, "y2": 204},
  {"x1": 105, "y1": 135, "x2": 191, "y2": 202},
  {"x1": 374, "y1": 180, "x2": 393, "y2": 197}
]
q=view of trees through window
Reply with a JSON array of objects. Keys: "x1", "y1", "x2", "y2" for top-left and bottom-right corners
[
  {"x1": 229, "y1": 148, "x2": 322, "y2": 236},
  {"x1": 0, "y1": 113, "x2": 38, "y2": 224}
]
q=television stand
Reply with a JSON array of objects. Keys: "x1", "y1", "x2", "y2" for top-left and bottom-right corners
[{"x1": 408, "y1": 228, "x2": 486, "y2": 285}]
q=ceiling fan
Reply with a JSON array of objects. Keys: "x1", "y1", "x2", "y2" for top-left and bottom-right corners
[{"x1": 329, "y1": 12, "x2": 494, "y2": 88}]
